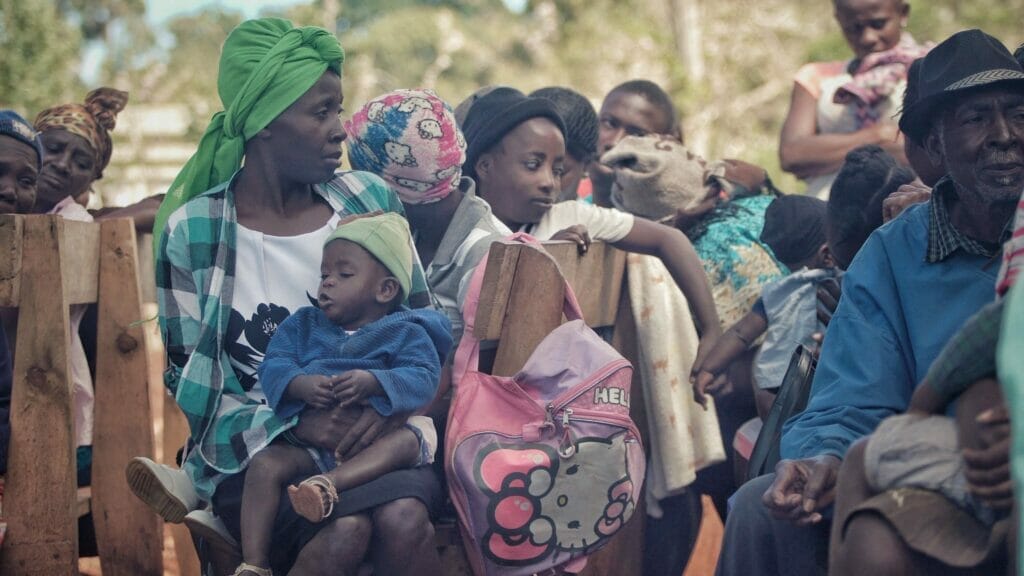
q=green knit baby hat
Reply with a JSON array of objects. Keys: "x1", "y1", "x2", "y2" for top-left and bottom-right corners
[{"x1": 324, "y1": 212, "x2": 413, "y2": 298}]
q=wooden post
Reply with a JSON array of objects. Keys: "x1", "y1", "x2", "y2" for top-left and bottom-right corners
[
  {"x1": 1, "y1": 216, "x2": 79, "y2": 576},
  {"x1": 91, "y1": 218, "x2": 163, "y2": 575}
]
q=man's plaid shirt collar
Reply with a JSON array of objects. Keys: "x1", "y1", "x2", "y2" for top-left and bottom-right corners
[{"x1": 927, "y1": 176, "x2": 1008, "y2": 263}]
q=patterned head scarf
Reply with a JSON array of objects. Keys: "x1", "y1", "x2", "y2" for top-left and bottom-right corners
[
  {"x1": 153, "y1": 17, "x2": 345, "y2": 245},
  {"x1": 345, "y1": 89, "x2": 466, "y2": 205},
  {"x1": 0, "y1": 110, "x2": 44, "y2": 167},
  {"x1": 34, "y1": 87, "x2": 129, "y2": 179}
]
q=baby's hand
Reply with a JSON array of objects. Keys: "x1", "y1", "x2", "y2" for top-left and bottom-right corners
[
  {"x1": 289, "y1": 375, "x2": 336, "y2": 409},
  {"x1": 333, "y1": 370, "x2": 383, "y2": 408}
]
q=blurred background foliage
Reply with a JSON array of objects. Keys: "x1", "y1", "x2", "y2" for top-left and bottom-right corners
[{"x1": 2, "y1": 0, "x2": 1022, "y2": 196}]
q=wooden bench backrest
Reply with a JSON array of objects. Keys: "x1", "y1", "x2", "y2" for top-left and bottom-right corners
[
  {"x1": 0, "y1": 214, "x2": 161, "y2": 576},
  {"x1": 474, "y1": 240, "x2": 626, "y2": 377}
]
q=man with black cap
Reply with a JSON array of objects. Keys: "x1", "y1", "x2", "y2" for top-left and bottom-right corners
[{"x1": 716, "y1": 29, "x2": 1024, "y2": 576}]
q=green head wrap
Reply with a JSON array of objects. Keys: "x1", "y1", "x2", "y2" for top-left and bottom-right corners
[{"x1": 153, "y1": 17, "x2": 345, "y2": 245}]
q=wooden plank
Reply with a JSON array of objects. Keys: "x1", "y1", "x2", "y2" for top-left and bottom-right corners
[
  {"x1": 1, "y1": 215, "x2": 79, "y2": 576},
  {"x1": 0, "y1": 216, "x2": 103, "y2": 307},
  {"x1": 473, "y1": 241, "x2": 521, "y2": 342},
  {"x1": 490, "y1": 245, "x2": 565, "y2": 377},
  {"x1": 61, "y1": 219, "x2": 102, "y2": 306},
  {"x1": 91, "y1": 218, "x2": 163, "y2": 576},
  {"x1": 0, "y1": 215, "x2": 23, "y2": 307},
  {"x1": 544, "y1": 241, "x2": 625, "y2": 329},
  {"x1": 136, "y1": 234, "x2": 156, "y2": 304}
]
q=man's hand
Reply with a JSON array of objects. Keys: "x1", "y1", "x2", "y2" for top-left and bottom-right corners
[
  {"x1": 763, "y1": 455, "x2": 842, "y2": 526},
  {"x1": 288, "y1": 374, "x2": 335, "y2": 409},
  {"x1": 332, "y1": 370, "x2": 383, "y2": 408},
  {"x1": 333, "y1": 408, "x2": 407, "y2": 461},
  {"x1": 551, "y1": 225, "x2": 592, "y2": 254},
  {"x1": 882, "y1": 181, "x2": 931, "y2": 223},
  {"x1": 963, "y1": 404, "x2": 1013, "y2": 510}
]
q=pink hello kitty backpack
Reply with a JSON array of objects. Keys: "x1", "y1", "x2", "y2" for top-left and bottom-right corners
[{"x1": 445, "y1": 234, "x2": 645, "y2": 576}]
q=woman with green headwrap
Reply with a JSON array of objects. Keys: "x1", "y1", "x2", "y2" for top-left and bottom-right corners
[{"x1": 134, "y1": 18, "x2": 443, "y2": 576}]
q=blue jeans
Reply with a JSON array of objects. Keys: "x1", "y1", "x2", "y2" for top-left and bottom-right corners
[{"x1": 715, "y1": 474, "x2": 829, "y2": 576}]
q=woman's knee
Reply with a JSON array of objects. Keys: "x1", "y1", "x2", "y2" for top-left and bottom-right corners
[
  {"x1": 372, "y1": 498, "x2": 434, "y2": 548},
  {"x1": 325, "y1": 513, "x2": 373, "y2": 542},
  {"x1": 295, "y1": 514, "x2": 373, "y2": 573}
]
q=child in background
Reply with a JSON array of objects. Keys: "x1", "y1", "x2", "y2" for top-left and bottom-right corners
[
  {"x1": 530, "y1": 86, "x2": 599, "y2": 202},
  {"x1": 235, "y1": 213, "x2": 452, "y2": 576},
  {"x1": 692, "y1": 145, "x2": 916, "y2": 411},
  {"x1": 826, "y1": 144, "x2": 916, "y2": 269},
  {"x1": 690, "y1": 195, "x2": 835, "y2": 412}
]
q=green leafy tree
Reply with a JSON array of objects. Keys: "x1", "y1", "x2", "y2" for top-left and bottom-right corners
[{"x1": 0, "y1": 0, "x2": 82, "y2": 114}]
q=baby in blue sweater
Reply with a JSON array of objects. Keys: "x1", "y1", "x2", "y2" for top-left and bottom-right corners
[{"x1": 238, "y1": 213, "x2": 452, "y2": 576}]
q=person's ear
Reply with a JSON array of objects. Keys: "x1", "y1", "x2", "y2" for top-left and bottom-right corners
[
  {"x1": 899, "y1": 1, "x2": 910, "y2": 25},
  {"x1": 255, "y1": 126, "x2": 273, "y2": 140},
  {"x1": 819, "y1": 243, "x2": 836, "y2": 269},
  {"x1": 376, "y1": 277, "x2": 401, "y2": 305},
  {"x1": 923, "y1": 126, "x2": 944, "y2": 169},
  {"x1": 475, "y1": 153, "x2": 493, "y2": 184}
]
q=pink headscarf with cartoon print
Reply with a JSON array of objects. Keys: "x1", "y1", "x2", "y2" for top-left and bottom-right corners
[{"x1": 345, "y1": 89, "x2": 466, "y2": 205}]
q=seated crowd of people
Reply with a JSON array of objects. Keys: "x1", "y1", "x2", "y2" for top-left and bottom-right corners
[{"x1": 1, "y1": 1, "x2": 1023, "y2": 575}]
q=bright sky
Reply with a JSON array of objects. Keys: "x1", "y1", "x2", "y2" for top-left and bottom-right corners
[
  {"x1": 145, "y1": 0, "x2": 309, "y2": 25},
  {"x1": 146, "y1": 0, "x2": 527, "y2": 25}
]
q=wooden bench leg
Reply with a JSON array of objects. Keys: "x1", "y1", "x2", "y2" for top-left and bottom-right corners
[
  {"x1": 92, "y1": 219, "x2": 162, "y2": 575},
  {"x1": 0, "y1": 217, "x2": 79, "y2": 575}
]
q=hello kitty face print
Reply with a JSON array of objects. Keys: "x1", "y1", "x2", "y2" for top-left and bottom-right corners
[
  {"x1": 473, "y1": 433, "x2": 636, "y2": 566},
  {"x1": 345, "y1": 89, "x2": 467, "y2": 204}
]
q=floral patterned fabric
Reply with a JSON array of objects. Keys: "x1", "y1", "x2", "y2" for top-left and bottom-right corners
[{"x1": 692, "y1": 195, "x2": 787, "y2": 328}]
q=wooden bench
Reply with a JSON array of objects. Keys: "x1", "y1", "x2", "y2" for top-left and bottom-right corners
[
  {"x1": 434, "y1": 239, "x2": 647, "y2": 576},
  {"x1": 0, "y1": 214, "x2": 162, "y2": 575}
]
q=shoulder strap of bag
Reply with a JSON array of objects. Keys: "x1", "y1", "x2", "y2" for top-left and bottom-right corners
[{"x1": 747, "y1": 345, "x2": 817, "y2": 480}]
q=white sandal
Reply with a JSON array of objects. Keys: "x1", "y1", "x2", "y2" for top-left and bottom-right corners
[{"x1": 232, "y1": 562, "x2": 273, "y2": 576}]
